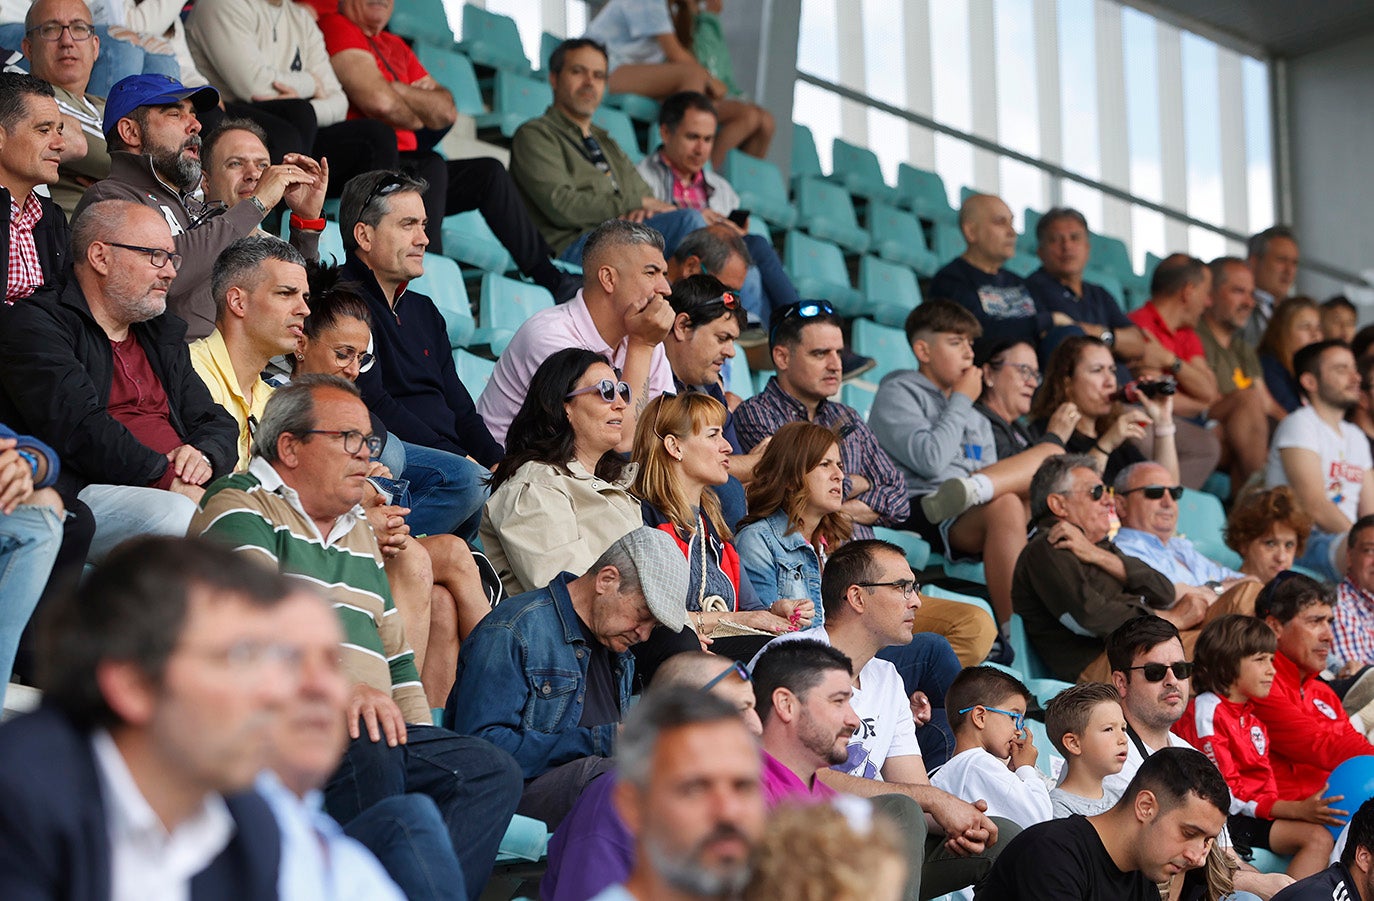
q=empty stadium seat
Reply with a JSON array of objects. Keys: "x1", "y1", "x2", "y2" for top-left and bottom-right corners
[
  {"x1": 1008, "y1": 614, "x2": 1055, "y2": 682},
  {"x1": 387, "y1": 0, "x2": 454, "y2": 46},
  {"x1": 440, "y1": 211, "x2": 515, "y2": 274},
  {"x1": 874, "y1": 526, "x2": 931, "y2": 572},
  {"x1": 931, "y1": 222, "x2": 966, "y2": 263},
  {"x1": 850, "y1": 317, "x2": 911, "y2": 383},
  {"x1": 1176, "y1": 489, "x2": 1244, "y2": 570},
  {"x1": 472, "y1": 273, "x2": 554, "y2": 355},
  {"x1": 724, "y1": 345, "x2": 755, "y2": 401},
  {"x1": 454, "y1": 348, "x2": 497, "y2": 395},
  {"x1": 476, "y1": 70, "x2": 552, "y2": 139},
  {"x1": 841, "y1": 380, "x2": 877, "y2": 422},
  {"x1": 866, "y1": 201, "x2": 940, "y2": 276},
  {"x1": 830, "y1": 138, "x2": 900, "y2": 205},
  {"x1": 859, "y1": 256, "x2": 923, "y2": 329},
  {"x1": 720, "y1": 151, "x2": 798, "y2": 230},
  {"x1": 408, "y1": 254, "x2": 475, "y2": 349},
  {"x1": 1091, "y1": 232, "x2": 1149, "y2": 298},
  {"x1": 790, "y1": 123, "x2": 824, "y2": 185},
  {"x1": 781, "y1": 231, "x2": 864, "y2": 316},
  {"x1": 895, "y1": 163, "x2": 958, "y2": 225},
  {"x1": 1017, "y1": 207, "x2": 1043, "y2": 254},
  {"x1": 793, "y1": 177, "x2": 870, "y2": 255},
  {"x1": 414, "y1": 43, "x2": 485, "y2": 118},
  {"x1": 592, "y1": 106, "x2": 642, "y2": 163},
  {"x1": 539, "y1": 31, "x2": 560, "y2": 75},
  {"x1": 604, "y1": 93, "x2": 661, "y2": 125},
  {"x1": 457, "y1": 5, "x2": 531, "y2": 73}
]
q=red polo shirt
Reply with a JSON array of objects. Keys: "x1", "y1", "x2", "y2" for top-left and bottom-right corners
[
  {"x1": 318, "y1": 13, "x2": 429, "y2": 152},
  {"x1": 1129, "y1": 301, "x2": 1205, "y2": 362}
]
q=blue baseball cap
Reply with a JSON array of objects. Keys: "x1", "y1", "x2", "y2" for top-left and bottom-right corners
[{"x1": 103, "y1": 74, "x2": 219, "y2": 138}]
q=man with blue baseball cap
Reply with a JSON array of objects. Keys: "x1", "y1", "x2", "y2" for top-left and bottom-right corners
[{"x1": 74, "y1": 73, "x2": 326, "y2": 341}]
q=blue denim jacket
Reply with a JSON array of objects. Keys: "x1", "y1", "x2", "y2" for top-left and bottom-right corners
[
  {"x1": 445, "y1": 572, "x2": 634, "y2": 779},
  {"x1": 734, "y1": 509, "x2": 824, "y2": 630}
]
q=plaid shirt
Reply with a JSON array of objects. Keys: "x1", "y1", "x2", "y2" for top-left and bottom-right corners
[
  {"x1": 1333, "y1": 577, "x2": 1374, "y2": 670},
  {"x1": 667, "y1": 157, "x2": 709, "y2": 211},
  {"x1": 734, "y1": 377, "x2": 910, "y2": 538},
  {"x1": 6, "y1": 191, "x2": 44, "y2": 303}
]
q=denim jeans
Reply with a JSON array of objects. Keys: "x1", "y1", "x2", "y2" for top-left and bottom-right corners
[
  {"x1": 399, "y1": 440, "x2": 488, "y2": 543},
  {"x1": 344, "y1": 794, "x2": 467, "y2": 901},
  {"x1": 740, "y1": 233, "x2": 800, "y2": 323},
  {"x1": 558, "y1": 209, "x2": 708, "y2": 264},
  {"x1": 324, "y1": 725, "x2": 523, "y2": 901},
  {"x1": 876, "y1": 632, "x2": 962, "y2": 769},
  {"x1": 76, "y1": 483, "x2": 200, "y2": 562},
  {"x1": 0, "y1": 504, "x2": 62, "y2": 709}
]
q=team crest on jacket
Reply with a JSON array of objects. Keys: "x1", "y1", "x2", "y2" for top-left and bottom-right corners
[
  {"x1": 1313, "y1": 697, "x2": 1339, "y2": 720},
  {"x1": 1249, "y1": 724, "x2": 1266, "y2": 755}
]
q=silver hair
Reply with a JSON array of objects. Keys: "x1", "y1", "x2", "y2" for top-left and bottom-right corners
[
  {"x1": 211, "y1": 235, "x2": 307, "y2": 321},
  {"x1": 616, "y1": 688, "x2": 742, "y2": 789},
  {"x1": 1113, "y1": 460, "x2": 1169, "y2": 494},
  {"x1": 586, "y1": 537, "x2": 643, "y2": 596},
  {"x1": 672, "y1": 226, "x2": 751, "y2": 272},
  {"x1": 581, "y1": 218, "x2": 665, "y2": 276},
  {"x1": 337, "y1": 169, "x2": 429, "y2": 255},
  {"x1": 1029, "y1": 453, "x2": 1099, "y2": 521},
  {"x1": 252, "y1": 373, "x2": 359, "y2": 464}
]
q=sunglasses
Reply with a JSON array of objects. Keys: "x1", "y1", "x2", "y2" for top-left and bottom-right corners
[
  {"x1": 1126, "y1": 661, "x2": 1194, "y2": 682},
  {"x1": 1060, "y1": 483, "x2": 1111, "y2": 501},
  {"x1": 701, "y1": 660, "x2": 751, "y2": 693},
  {"x1": 566, "y1": 378, "x2": 632, "y2": 404},
  {"x1": 1121, "y1": 484, "x2": 1184, "y2": 501},
  {"x1": 360, "y1": 173, "x2": 407, "y2": 217},
  {"x1": 769, "y1": 299, "x2": 835, "y2": 344},
  {"x1": 957, "y1": 705, "x2": 1026, "y2": 732}
]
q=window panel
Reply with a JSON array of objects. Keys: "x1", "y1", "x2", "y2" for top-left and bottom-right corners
[
  {"x1": 1243, "y1": 57, "x2": 1276, "y2": 232},
  {"x1": 1181, "y1": 32, "x2": 1224, "y2": 228},
  {"x1": 798, "y1": 0, "x2": 840, "y2": 82},
  {"x1": 863, "y1": 0, "x2": 907, "y2": 107},
  {"x1": 995, "y1": 0, "x2": 1039, "y2": 158},
  {"x1": 1057, "y1": 0, "x2": 1100, "y2": 180}
]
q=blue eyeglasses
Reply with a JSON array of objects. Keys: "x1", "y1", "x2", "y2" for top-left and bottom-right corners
[
  {"x1": 701, "y1": 660, "x2": 751, "y2": 693},
  {"x1": 957, "y1": 705, "x2": 1025, "y2": 732}
]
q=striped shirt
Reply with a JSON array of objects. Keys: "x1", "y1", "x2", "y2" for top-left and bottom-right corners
[
  {"x1": 192, "y1": 457, "x2": 430, "y2": 725},
  {"x1": 1334, "y1": 577, "x2": 1374, "y2": 670}
]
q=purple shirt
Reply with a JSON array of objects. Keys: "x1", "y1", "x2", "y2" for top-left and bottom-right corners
[{"x1": 540, "y1": 772, "x2": 631, "y2": 901}]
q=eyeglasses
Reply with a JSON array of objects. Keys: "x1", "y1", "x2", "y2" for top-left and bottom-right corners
[
  {"x1": 989, "y1": 360, "x2": 1043, "y2": 386},
  {"x1": 769, "y1": 299, "x2": 835, "y2": 344},
  {"x1": 701, "y1": 660, "x2": 751, "y2": 693},
  {"x1": 182, "y1": 638, "x2": 303, "y2": 672},
  {"x1": 300, "y1": 429, "x2": 383, "y2": 456},
  {"x1": 1126, "y1": 661, "x2": 1194, "y2": 682},
  {"x1": 957, "y1": 705, "x2": 1026, "y2": 732},
  {"x1": 1058, "y1": 483, "x2": 1111, "y2": 501},
  {"x1": 332, "y1": 346, "x2": 376, "y2": 373},
  {"x1": 856, "y1": 579, "x2": 918, "y2": 599},
  {"x1": 105, "y1": 242, "x2": 183, "y2": 271},
  {"x1": 566, "y1": 378, "x2": 632, "y2": 404},
  {"x1": 360, "y1": 173, "x2": 407, "y2": 217},
  {"x1": 26, "y1": 20, "x2": 94, "y2": 41},
  {"x1": 1120, "y1": 484, "x2": 1184, "y2": 501}
]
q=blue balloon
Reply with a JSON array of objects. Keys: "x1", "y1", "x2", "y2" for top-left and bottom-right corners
[{"x1": 1324, "y1": 755, "x2": 1374, "y2": 839}]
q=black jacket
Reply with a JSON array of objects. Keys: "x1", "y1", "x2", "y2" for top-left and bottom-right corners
[
  {"x1": 1, "y1": 185, "x2": 68, "y2": 294},
  {"x1": 0, "y1": 275, "x2": 238, "y2": 496}
]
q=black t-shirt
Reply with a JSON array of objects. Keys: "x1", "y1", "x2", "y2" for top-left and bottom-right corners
[
  {"x1": 1025, "y1": 268, "x2": 1133, "y2": 329},
  {"x1": 1027, "y1": 419, "x2": 1145, "y2": 487},
  {"x1": 929, "y1": 257, "x2": 1048, "y2": 346},
  {"x1": 576, "y1": 617, "x2": 619, "y2": 728},
  {"x1": 1271, "y1": 863, "x2": 1355, "y2": 901},
  {"x1": 975, "y1": 816, "x2": 1160, "y2": 901}
]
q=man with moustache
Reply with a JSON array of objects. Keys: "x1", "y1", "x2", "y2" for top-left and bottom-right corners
[{"x1": 0, "y1": 72, "x2": 69, "y2": 302}]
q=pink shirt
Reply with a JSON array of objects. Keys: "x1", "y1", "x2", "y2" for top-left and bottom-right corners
[
  {"x1": 760, "y1": 750, "x2": 837, "y2": 808},
  {"x1": 476, "y1": 290, "x2": 676, "y2": 445}
]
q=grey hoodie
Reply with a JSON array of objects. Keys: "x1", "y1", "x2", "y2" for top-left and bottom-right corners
[{"x1": 869, "y1": 368, "x2": 998, "y2": 497}]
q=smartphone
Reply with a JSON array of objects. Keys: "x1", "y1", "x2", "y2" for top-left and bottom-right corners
[{"x1": 728, "y1": 208, "x2": 751, "y2": 228}]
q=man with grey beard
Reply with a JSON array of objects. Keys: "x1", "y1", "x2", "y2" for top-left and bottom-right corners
[{"x1": 76, "y1": 73, "x2": 323, "y2": 340}]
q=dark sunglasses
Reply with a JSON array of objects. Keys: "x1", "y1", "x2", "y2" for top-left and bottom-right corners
[
  {"x1": 1060, "y1": 483, "x2": 1111, "y2": 501},
  {"x1": 1121, "y1": 484, "x2": 1184, "y2": 501},
  {"x1": 360, "y1": 173, "x2": 407, "y2": 216},
  {"x1": 701, "y1": 660, "x2": 751, "y2": 693},
  {"x1": 1126, "y1": 661, "x2": 1194, "y2": 682},
  {"x1": 769, "y1": 299, "x2": 835, "y2": 344},
  {"x1": 566, "y1": 378, "x2": 631, "y2": 404}
]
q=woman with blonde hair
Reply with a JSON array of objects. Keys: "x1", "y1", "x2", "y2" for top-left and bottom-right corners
[{"x1": 1259, "y1": 295, "x2": 1323, "y2": 414}]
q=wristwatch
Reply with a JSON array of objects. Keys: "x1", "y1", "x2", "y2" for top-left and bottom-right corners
[
  {"x1": 1204, "y1": 580, "x2": 1224, "y2": 594},
  {"x1": 1100, "y1": 329, "x2": 1114, "y2": 347}
]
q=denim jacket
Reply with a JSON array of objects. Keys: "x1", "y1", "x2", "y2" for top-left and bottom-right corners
[
  {"x1": 445, "y1": 573, "x2": 633, "y2": 779},
  {"x1": 734, "y1": 510, "x2": 825, "y2": 630}
]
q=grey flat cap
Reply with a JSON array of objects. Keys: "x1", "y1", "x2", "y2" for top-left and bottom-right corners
[{"x1": 610, "y1": 527, "x2": 689, "y2": 633}]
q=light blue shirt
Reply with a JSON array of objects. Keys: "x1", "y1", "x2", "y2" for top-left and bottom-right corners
[
  {"x1": 585, "y1": 0, "x2": 672, "y2": 70},
  {"x1": 255, "y1": 771, "x2": 404, "y2": 901},
  {"x1": 1112, "y1": 527, "x2": 1243, "y2": 586},
  {"x1": 588, "y1": 885, "x2": 637, "y2": 901}
]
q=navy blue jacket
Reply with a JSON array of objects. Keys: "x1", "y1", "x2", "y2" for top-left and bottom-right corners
[{"x1": 1, "y1": 185, "x2": 67, "y2": 295}]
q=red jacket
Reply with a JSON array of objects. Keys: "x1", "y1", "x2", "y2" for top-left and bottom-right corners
[
  {"x1": 1249, "y1": 651, "x2": 1372, "y2": 800},
  {"x1": 1174, "y1": 692, "x2": 1278, "y2": 819}
]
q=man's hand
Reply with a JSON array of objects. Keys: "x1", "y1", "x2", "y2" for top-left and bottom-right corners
[
  {"x1": 1010, "y1": 724, "x2": 1038, "y2": 770},
  {"x1": 168, "y1": 478, "x2": 206, "y2": 504},
  {"x1": 251, "y1": 80, "x2": 301, "y2": 102},
  {"x1": 1138, "y1": 330, "x2": 1177, "y2": 372},
  {"x1": 363, "y1": 491, "x2": 411, "y2": 558},
  {"x1": 167, "y1": 445, "x2": 213, "y2": 486},
  {"x1": 1159, "y1": 592, "x2": 1208, "y2": 630},
  {"x1": 953, "y1": 364, "x2": 983, "y2": 401},
  {"x1": 252, "y1": 164, "x2": 316, "y2": 214},
  {"x1": 846, "y1": 473, "x2": 872, "y2": 497},
  {"x1": 0, "y1": 441, "x2": 36, "y2": 514},
  {"x1": 909, "y1": 690, "x2": 932, "y2": 726},
  {"x1": 1047, "y1": 520, "x2": 1102, "y2": 565},
  {"x1": 1232, "y1": 869, "x2": 1294, "y2": 899},
  {"x1": 700, "y1": 208, "x2": 746, "y2": 234},
  {"x1": 640, "y1": 196, "x2": 677, "y2": 214},
  {"x1": 927, "y1": 793, "x2": 997, "y2": 856},
  {"x1": 347, "y1": 683, "x2": 408, "y2": 747},
  {"x1": 1050, "y1": 311, "x2": 1075, "y2": 327},
  {"x1": 624, "y1": 294, "x2": 675, "y2": 346},
  {"x1": 280, "y1": 153, "x2": 328, "y2": 220}
]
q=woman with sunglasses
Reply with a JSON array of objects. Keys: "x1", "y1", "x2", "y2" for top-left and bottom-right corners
[
  {"x1": 481, "y1": 348, "x2": 645, "y2": 596},
  {"x1": 1225, "y1": 486, "x2": 1312, "y2": 586},
  {"x1": 1030, "y1": 335, "x2": 1180, "y2": 487}
]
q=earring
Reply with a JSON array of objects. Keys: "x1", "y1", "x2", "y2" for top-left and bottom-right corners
[{"x1": 295, "y1": 352, "x2": 304, "y2": 360}]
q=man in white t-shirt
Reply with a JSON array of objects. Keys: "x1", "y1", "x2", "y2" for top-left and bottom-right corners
[
  {"x1": 751, "y1": 538, "x2": 1019, "y2": 899},
  {"x1": 1265, "y1": 340, "x2": 1374, "y2": 581}
]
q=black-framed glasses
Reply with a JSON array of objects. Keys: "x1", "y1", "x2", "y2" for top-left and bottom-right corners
[
  {"x1": 300, "y1": 429, "x2": 383, "y2": 456},
  {"x1": 360, "y1": 173, "x2": 407, "y2": 217},
  {"x1": 566, "y1": 378, "x2": 631, "y2": 405},
  {"x1": 1120, "y1": 484, "x2": 1184, "y2": 501},
  {"x1": 989, "y1": 360, "x2": 1043, "y2": 386},
  {"x1": 769, "y1": 299, "x2": 835, "y2": 344},
  {"x1": 957, "y1": 705, "x2": 1025, "y2": 732},
  {"x1": 701, "y1": 660, "x2": 751, "y2": 693},
  {"x1": 26, "y1": 20, "x2": 94, "y2": 41},
  {"x1": 105, "y1": 242, "x2": 182, "y2": 271},
  {"x1": 857, "y1": 579, "x2": 918, "y2": 599},
  {"x1": 1126, "y1": 661, "x2": 1194, "y2": 682}
]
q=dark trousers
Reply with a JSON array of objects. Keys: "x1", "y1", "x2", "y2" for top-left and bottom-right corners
[
  {"x1": 324, "y1": 725, "x2": 523, "y2": 901},
  {"x1": 344, "y1": 794, "x2": 467, "y2": 901},
  {"x1": 202, "y1": 99, "x2": 317, "y2": 161},
  {"x1": 316, "y1": 119, "x2": 401, "y2": 197}
]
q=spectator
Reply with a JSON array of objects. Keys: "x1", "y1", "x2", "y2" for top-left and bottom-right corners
[
  {"x1": 509, "y1": 38, "x2": 706, "y2": 263},
  {"x1": 1242, "y1": 226, "x2": 1301, "y2": 347},
  {"x1": 1126, "y1": 253, "x2": 1224, "y2": 489},
  {"x1": 637, "y1": 91, "x2": 794, "y2": 322},
  {"x1": 745, "y1": 802, "x2": 907, "y2": 901},
  {"x1": 1, "y1": 72, "x2": 68, "y2": 302},
  {"x1": 119, "y1": 0, "x2": 210, "y2": 93},
  {"x1": 481, "y1": 348, "x2": 644, "y2": 597},
  {"x1": 588, "y1": 688, "x2": 765, "y2": 901},
  {"x1": 1028, "y1": 335, "x2": 1179, "y2": 486},
  {"x1": 1260, "y1": 295, "x2": 1324, "y2": 415},
  {"x1": 585, "y1": 0, "x2": 773, "y2": 170},
  {"x1": 189, "y1": 236, "x2": 310, "y2": 469},
  {"x1": 734, "y1": 301, "x2": 911, "y2": 540},
  {"x1": 664, "y1": 226, "x2": 749, "y2": 292},
  {"x1": 317, "y1": 0, "x2": 573, "y2": 297},
  {"x1": 1224, "y1": 486, "x2": 1312, "y2": 586},
  {"x1": 1334, "y1": 516, "x2": 1374, "y2": 673},
  {"x1": 929, "y1": 194, "x2": 1071, "y2": 356},
  {"x1": 338, "y1": 170, "x2": 499, "y2": 542},
  {"x1": 1270, "y1": 797, "x2": 1374, "y2": 901},
  {"x1": 0, "y1": 538, "x2": 293, "y2": 897},
  {"x1": 1353, "y1": 353, "x2": 1374, "y2": 460},
  {"x1": 21, "y1": 0, "x2": 105, "y2": 217},
  {"x1": 479, "y1": 218, "x2": 676, "y2": 449},
  {"x1": 0, "y1": 200, "x2": 237, "y2": 560},
  {"x1": 974, "y1": 747, "x2": 1230, "y2": 900},
  {"x1": 192, "y1": 375, "x2": 523, "y2": 899},
  {"x1": 1044, "y1": 682, "x2": 1128, "y2": 818},
  {"x1": 1322, "y1": 295, "x2": 1359, "y2": 345},
  {"x1": 1263, "y1": 340, "x2": 1373, "y2": 581},
  {"x1": 76, "y1": 73, "x2": 323, "y2": 340},
  {"x1": 974, "y1": 338, "x2": 1077, "y2": 463},
  {"x1": 446, "y1": 527, "x2": 688, "y2": 829}
]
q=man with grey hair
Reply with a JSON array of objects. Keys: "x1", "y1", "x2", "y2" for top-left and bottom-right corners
[
  {"x1": 190, "y1": 235, "x2": 310, "y2": 470},
  {"x1": 0, "y1": 199, "x2": 237, "y2": 561},
  {"x1": 479, "y1": 217, "x2": 677, "y2": 446},
  {"x1": 1011, "y1": 454, "x2": 1185, "y2": 682},
  {"x1": 192, "y1": 373, "x2": 524, "y2": 900},
  {"x1": 447, "y1": 525, "x2": 690, "y2": 829},
  {"x1": 1242, "y1": 225, "x2": 1301, "y2": 347},
  {"x1": 664, "y1": 225, "x2": 751, "y2": 293}
]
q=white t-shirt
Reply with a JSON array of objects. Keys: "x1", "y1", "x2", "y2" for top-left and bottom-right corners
[
  {"x1": 930, "y1": 747, "x2": 1053, "y2": 828},
  {"x1": 1100, "y1": 729, "x2": 1192, "y2": 797},
  {"x1": 1265, "y1": 405, "x2": 1371, "y2": 525},
  {"x1": 750, "y1": 628, "x2": 921, "y2": 778}
]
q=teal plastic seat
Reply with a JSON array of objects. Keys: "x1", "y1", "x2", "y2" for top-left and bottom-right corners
[
  {"x1": 1004, "y1": 253, "x2": 1040, "y2": 278},
  {"x1": 538, "y1": 31, "x2": 559, "y2": 74},
  {"x1": 721, "y1": 150, "x2": 797, "y2": 230},
  {"x1": 781, "y1": 231, "x2": 863, "y2": 316},
  {"x1": 859, "y1": 255, "x2": 922, "y2": 329},
  {"x1": 457, "y1": 5, "x2": 531, "y2": 74},
  {"x1": 931, "y1": 222, "x2": 966, "y2": 263},
  {"x1": 476, "y1": 70, "x2": 551, "y2": 139},
  {"x1": 873, "y1": 526, "x2": 931, "y2": 572},
  {"x1": 895, "y1": 163, "x2": 958, "y2": 225},
  {"x1": 850, "y1": 317, "x2": 911, "y2": 384},
  {"x1": 440, "y1": 210, "x2": 514, "y2": 274},
  {"x1": 794, "y1": 177, "x2": 870, "y2": 255},
  {"x1": 453, "y1": 349, "x2": 496, "y2": 394},
  {"x1": 281, "y1": 218, "x2": 345, "y2": 265},
  {"x1": 473, "y1": 273, "x2": 554, "y2": 355},
  {"x1": 1091, "y1": 233, "x2": 1149, "y2": 299},
  {"x1": 1009, "y1": 614, "x2": 1056, "y2": 682},
  {"x1": 407, "y1": 254, "x2": 474, "y2": 349},
  {"x1": 1017, "y1": 207, "x2": 1043, "y2": 254},
  {"x1": 724, "y1": 345, "x2": 755, "y2": 401},
  {"x1": 791, "y1": 123, "x2": 824, "y2": 186},
  {"x1": 841, "y1": 380, "x2": 877, "y2": 422},
  {"x1": 387, "y1": 0, "x2": 453, "y2": 46},
  {"x1": 604, "y1": 92, "x2": 660, "y2": 124},
  {"x1": 830, "y1": 138, "x2": 899, "y2": 205},
  {"x1": 866, "y1": 201, "x2": 939, "y2": 276},
  {"x1": 1176, "y1": 489, "x2": 1244, "y2": 570},
  {"x1": 592, "y1": 105, "x2": 641, "y2": 163},
  {"x1": 414, "y1": 44, "x2": 485, "y2": 118}
]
